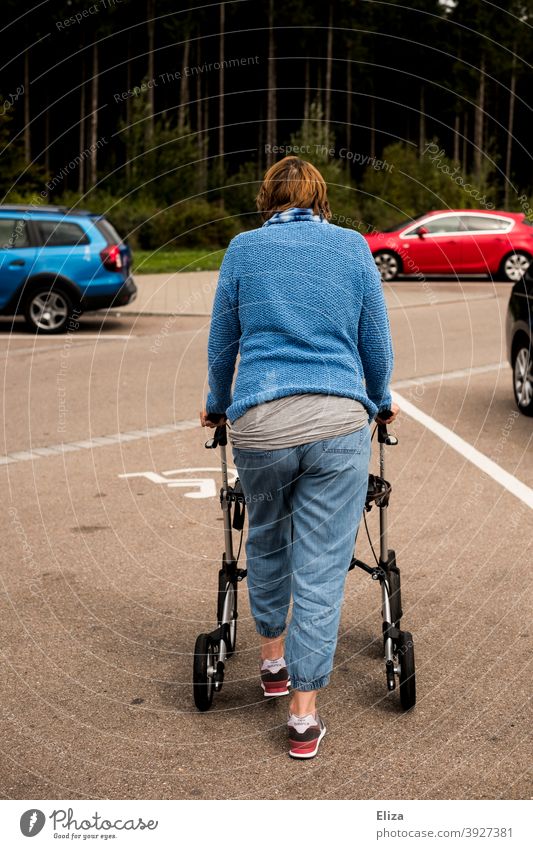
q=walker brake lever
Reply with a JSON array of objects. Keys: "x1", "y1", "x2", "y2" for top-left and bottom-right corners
[{"x1": 377, "y1": 410, "x2": 398, "y2": 446}]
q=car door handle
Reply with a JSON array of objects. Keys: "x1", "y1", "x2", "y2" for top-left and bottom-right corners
[{"x1": 9, "y1": 259, "x2": 25, "y2": 267}]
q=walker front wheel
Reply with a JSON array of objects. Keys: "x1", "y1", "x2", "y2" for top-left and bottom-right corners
[{"x1": 193, "y1": 633, "x2": 217, "y2": 711}]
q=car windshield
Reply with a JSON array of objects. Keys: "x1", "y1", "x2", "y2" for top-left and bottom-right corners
[{"x1": 382, "y1": 218, "x2": 421, "y2": 233}]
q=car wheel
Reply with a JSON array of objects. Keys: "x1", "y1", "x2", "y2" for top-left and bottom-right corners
[
  {"x1": 24, "y1": 287, "x2": 73, "y2": 334},
  {"x1": 513, "y1": 344, "x2": 533, "y2": 416},
  {"x1": 373, "y1": 251, "x2": 401, "y2": 282},
  {"x1": 500, "y1": 252, "x2": 531, "y2": 283}
]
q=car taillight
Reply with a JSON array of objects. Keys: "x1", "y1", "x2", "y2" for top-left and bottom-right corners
[{"x1": 100, "y1": 244, "x2": 123, "y2": 271}]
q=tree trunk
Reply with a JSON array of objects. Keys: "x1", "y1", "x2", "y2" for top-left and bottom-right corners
[
  {"x1": 462, "y1": 110, "x2": 468, "y2": 173},
  {"x1": 219, "y1": 3, "x2": 225, "y2": 167},
  {"x1": 418, "y1": 85, "x2": 425, "y2": 156},
  {"x1": 473, "y1": 54, "x2": 486, "y2": 180},
  {"x1": 370, "y1": 97, "x2": 376, "y2": 159},
  {"x1": 453, "y1": 111, "x2": 460, "y2": 163},
  {"x1": 304, "y1": 58, "x2": 310, "y2": 122},
  {"x1": 146, "y1": 0, "x2": 155, "y2": 146},
  {"x1": 504, "y1": 52, "x2": 517, "y2": 209},
  {"x1": 266, "y1": 0, "x2": 276, "y2": 167},
  {"x1": 258, "y1": 106, "x2": 264, "y2": 173},
  {"x1": 346, "y1": 58, "x2": 352, "y2": 154},
  {"x1": 23, "y1": 51, "x2": 30, "y2": 165},
  {"x1": 78, "y1": 55, "x2": 86, "y2": 193},
  {"x1": 196, "y1": 41, "x2": 206, "y2": 193},
  {"x1": 44, "y1": 102, "x2": 50, "y2": 175},
  {"x1": 89, "y1": 42, "x2": 98, "y2": 187},
  {"x1": 125, "y1": 33, "x2": 132, "y2": 185},
  {"x1": 453, "y1": 48, "x2": 462, "y2": 164},
  {"x1": 324, "y1": 4, "x2": 333, "y2": 136},
  {"x1": 178, "y1": 36, "x2": 190, "y2": 131}
]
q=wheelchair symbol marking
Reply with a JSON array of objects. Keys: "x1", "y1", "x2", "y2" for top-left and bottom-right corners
[{"x1": 119, "y1": 466, "x2": 237, "y2": 499}]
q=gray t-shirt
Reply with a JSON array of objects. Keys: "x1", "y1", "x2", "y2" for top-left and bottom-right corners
[{"x1": 229, "y1": 393, "x2": 368, "y2": 450}]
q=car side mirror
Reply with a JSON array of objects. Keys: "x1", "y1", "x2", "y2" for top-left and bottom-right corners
[{"x1": 416, "y1": 226, "x2": 428, "y2": 238}]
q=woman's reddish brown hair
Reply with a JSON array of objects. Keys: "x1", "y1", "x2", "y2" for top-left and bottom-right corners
[{"x1": 256, "y1": 156, "x2": 332, "y2": 220}]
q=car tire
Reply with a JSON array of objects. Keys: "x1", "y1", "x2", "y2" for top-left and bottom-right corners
[
  {"x1": 24, "y1": 286, "x2": 74, "y2": 335},
  {"x1": 373, "y1": 251, "x2": 401, "y2": 282},
  {"x1": 499, "y1": 252, "x2": 531, "y2": 283},
  {"x1": 512, "y1": 343, "x2": 533, "y2": 416}
]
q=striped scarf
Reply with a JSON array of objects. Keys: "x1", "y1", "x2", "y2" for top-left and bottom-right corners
[{"x1": 262, "y1": 207, "x2": 326, "y2": 226}]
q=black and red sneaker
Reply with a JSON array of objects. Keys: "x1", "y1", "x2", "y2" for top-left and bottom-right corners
[
  {"x1": 287, "y1": 712, "x2": 326, "y2": 759},
  {"x1": 260, "y1": 659, "x2": 291, "y2": 698}
]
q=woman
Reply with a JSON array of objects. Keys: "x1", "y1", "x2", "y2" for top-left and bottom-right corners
[{"x1": 201, "y1": 156, "x2": 397, "y2": 759}]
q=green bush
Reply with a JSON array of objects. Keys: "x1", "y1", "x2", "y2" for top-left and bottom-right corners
[
  {"x1": 54, "y1": 189, "x2": 157, "y2": 249},
  {"x1": 0, "y1": 106, "x2": 45, "y2": 199},
  {"x1": 120, "y1": 92, "x2": 199, "y2": 205},
  {"x1": 141, "y1": 199, "x2": 241, "y2": 249},
  {"x1": 288, "y1": 101, "x2": 363, "y2": 229},
  {"x1": 102, "y1": 196, "x2": 158, "y2": 248},
  {"x1": 50, "y1": 191, "x2": 239, "y2": 249},
  {"x1": 359, "y1": 141, "x2": 497, "y2": 230},
  {"x1": 223, "y1": 161, "x2": 263, "y2": 229}
]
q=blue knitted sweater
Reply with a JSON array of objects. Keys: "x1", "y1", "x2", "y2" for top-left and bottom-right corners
[{"x1": 206, "y1": 208, "x2": 394, "y2": 423}]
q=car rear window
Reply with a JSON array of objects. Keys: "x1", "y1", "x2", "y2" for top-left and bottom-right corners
[
  {"x1": 36, "y1": 220, "x2": 90, "y2": 246},
  {"x1": 460, "y1": 215, "x2": 510, "y2": 231},
  {"x1": 94, "y1": 218, "x2": 123, "y2": 245},
  {"x1": 0, "y1": 218, "x2": 30, "y2": 249},
  {"x1": 521, "y1": 217, "x2": 533, "y2": 227}
]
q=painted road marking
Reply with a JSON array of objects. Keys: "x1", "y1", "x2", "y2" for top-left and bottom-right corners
[
  {"x1": 119, "y1": 467, "x2": 237, "y2": 498},
  {"x1": 0, "y1": 420, "x2": 198, "y2": 467},
  {"x1": 393, "y1": 391, "x2": 533, "y2": 509},
  {"x1": 0, "y1": 336, "x2": 135, "y2": 358},
  {"x1": 392, "y1": 362, "x2": 505, "y2": 390},
  {"x1": 1, "y1": 333, "x2": 135, "y2": 339}
]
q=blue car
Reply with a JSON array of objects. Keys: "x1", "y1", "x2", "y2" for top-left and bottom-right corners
[{"x1": 0, "y1": 205, "x2": 136, "y2": 333}]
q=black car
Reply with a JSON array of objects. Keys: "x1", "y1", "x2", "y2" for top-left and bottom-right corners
[{"x1": 506, "y1": 268, "x2": 533, "y2": 416}]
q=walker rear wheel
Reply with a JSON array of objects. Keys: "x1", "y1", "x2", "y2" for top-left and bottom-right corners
[
  {"x1": 398, "y1": 630, "x2": 416, "y2": 710},
  {"x1": 193, "y1": 633, "x2": 217, "y2": 712},
  {"x1": 217, "y1": 571, "x2": 238, "y2": 657},
  {"x1": 388, "y1": 567, "x2": 402, "y2": 627}
]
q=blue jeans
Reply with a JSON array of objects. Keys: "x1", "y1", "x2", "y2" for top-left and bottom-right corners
[{"x1": 232, "y1": 426, "x2": 371, "y2": 691}]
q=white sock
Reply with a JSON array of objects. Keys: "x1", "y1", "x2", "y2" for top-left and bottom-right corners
[
  {"x1": 288, "y1": 712, "x2": 318, "y2": 730},
  {"x1": 261, "y1": 656, "x2": 286, "y2": 674}
]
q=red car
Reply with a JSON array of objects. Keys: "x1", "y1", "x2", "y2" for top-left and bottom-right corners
[{"x1": 364, "y1": 210, "x2": 533, "y2": 282}]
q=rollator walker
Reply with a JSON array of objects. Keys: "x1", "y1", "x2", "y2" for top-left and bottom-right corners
[{"x1": 193, "y1": 412, "x2": 416, "y2": 712}]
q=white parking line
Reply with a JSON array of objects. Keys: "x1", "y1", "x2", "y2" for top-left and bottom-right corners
[
  {"x1": 2, "y1": 333, "x2": 134, "y2": 339},
  {"x1": 392, "y1": 362, "x2": 505, "y2": 390},
  {"x1": 0, "y1": 335, "x2": 136, "y2": 358},
  {"x1": 0, "y1": 419, "x2": 198, "y2": 467},
  {"x1": 393, "y1": 391, "x2": 533, "y2": 509}
]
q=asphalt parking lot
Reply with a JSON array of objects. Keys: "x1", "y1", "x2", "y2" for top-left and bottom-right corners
[{"x1": 1, "y1": 280, "x2": 531, "y2": 800}]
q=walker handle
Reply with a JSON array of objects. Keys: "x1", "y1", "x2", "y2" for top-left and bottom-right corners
[
  {"x1": 377, "y1": 410, "x2": 398, "y2": 446},
  {"x1": 205, "y1": 422, "x2": 227, "y2": 449}
]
